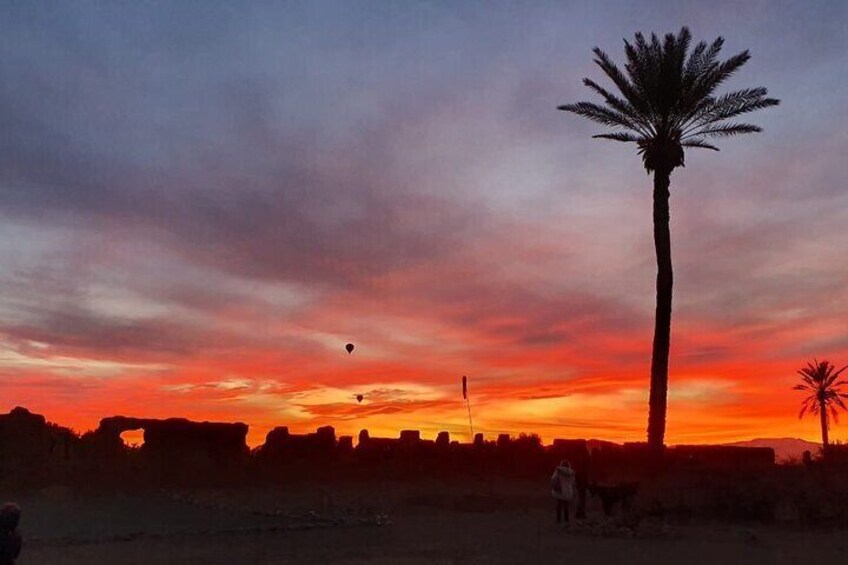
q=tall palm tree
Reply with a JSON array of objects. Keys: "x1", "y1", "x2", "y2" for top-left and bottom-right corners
[
  {"x1": 558, "y1": 27, "x2": 778, "y2": 454},
  {"x1": 794, "y1": 359, "x2": 848, "y2": 453}
]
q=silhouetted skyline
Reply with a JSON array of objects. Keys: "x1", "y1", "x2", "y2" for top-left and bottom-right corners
[{"x1": 1, "y1": 1, "x2": 847, "y2": 446}]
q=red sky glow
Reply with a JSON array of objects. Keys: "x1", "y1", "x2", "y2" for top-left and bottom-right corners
[{"x1": 1, "y1": 1, "x2": 847, "y2": 447}]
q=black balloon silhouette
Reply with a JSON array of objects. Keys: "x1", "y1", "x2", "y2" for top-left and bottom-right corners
[
  {"x1": 345, "y1": 343, "x2": 355, "y2": 354},
  {"x1": 356, "y1": 394, "x2": 364, "y2": 403}
]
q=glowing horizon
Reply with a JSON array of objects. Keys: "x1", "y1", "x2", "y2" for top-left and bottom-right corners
[{"x1": 2, "y1": 1, "x2": 847, "y2": 448}]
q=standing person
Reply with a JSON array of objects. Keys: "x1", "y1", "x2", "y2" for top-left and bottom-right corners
[
  {"x1": 550, "y1": 460, "x2": 575, "y2": 524},
  {"x1": 0, "y1": 503, "x2": 21, "y2": 565}
]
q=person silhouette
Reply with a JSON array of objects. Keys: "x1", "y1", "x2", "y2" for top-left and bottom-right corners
[
  {"x1": 551, "y1": 460, "x2": 575, "y2": 524},
  {"x1": 0, "y1": 503, "x2": 21, "y2": 565}
]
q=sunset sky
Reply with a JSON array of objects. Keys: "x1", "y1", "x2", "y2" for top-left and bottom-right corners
[{"x1": 2, "y1": 1, "x2": 847, "y2": 447}]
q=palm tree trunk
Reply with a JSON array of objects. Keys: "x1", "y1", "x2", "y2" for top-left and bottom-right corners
[
  {"x1": 647, "y1": 167, "x2": 673, "y2": 454},
  {"x1": 820, "y1": 400, "x2": 829, "y2": 454}
]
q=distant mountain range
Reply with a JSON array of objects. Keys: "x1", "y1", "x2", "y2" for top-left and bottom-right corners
[{"x1": 723, "y1": 438, "x2": 821, "y2": 461}]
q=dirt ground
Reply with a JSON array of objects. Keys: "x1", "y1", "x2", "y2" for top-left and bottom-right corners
[{"x1": 5, "y1": 479, "x2": 847, "y2": 564}]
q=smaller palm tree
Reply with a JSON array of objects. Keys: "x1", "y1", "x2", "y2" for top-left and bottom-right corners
[{"x1": 794, "y1": 359, "x2": 848, "y2": 453}]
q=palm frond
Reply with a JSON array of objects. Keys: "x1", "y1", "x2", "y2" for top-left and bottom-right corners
[
  {"x1": 825, "y1": 365, "x2": 848, "y2": 387},
  {"x1": 582, "y1": 79, "x2": 654, "y2": 136},
  {"x1": 674, "y1": 27, "x2": 692, "y2": 71},
  {"x1": 690, "y1": 50, "x2": 752, "y2": 101},
  {"x1": 592, "y1": 132, "x2": 642, "y2": 143},
  {"x1": 799, "y1": 396, "x2": 816, "y2": 419},
  {"x1": 557, "y1": 102, "x2": 641, "y2": 130},
  {"x1": 681, "y1": 138, "x2": 719, "y2": 151},
  {"x1": 685, "y1": 123, "x2": 762, "y2": 139},
  {"x1": 681, "y1": 38, "x2": 714, "y2": 87},
  {"x1": 591, "y1": 47, "x2": 649, "y2": 115},
  {"x1": 689, "y1": 88, "x2": 778, "y2": 125},
  {"x1": 624, "y1": 33, "x2": 658, "y2": 113}
]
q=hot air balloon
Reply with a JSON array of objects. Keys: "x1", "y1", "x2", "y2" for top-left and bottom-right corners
[
  {"x1": 345, "y1": 343, "x2": 355, "y2": 354},
  {"x1": 356, "y1": 394, "x2": 364, "y2": 403}
]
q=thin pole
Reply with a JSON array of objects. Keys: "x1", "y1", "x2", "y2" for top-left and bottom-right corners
[
  {"x1": 462, "y1": 375, "x2": 474, "y2": 440},
  {"x1": 466, "y1": 396, "x2": 474, "y2": 439}
]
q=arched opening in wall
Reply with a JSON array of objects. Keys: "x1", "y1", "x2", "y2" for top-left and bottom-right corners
[{"x1": 120, "y1": 429, "x2": 145, "y2": 449}]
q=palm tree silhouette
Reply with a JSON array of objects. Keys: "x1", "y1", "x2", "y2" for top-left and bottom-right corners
[
  {"x1": 558, "y1": 27, "x2": 779, "y2": 453},
  {"x1": 794, "y1": 360, "x2": 848, "y2": 453}
]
